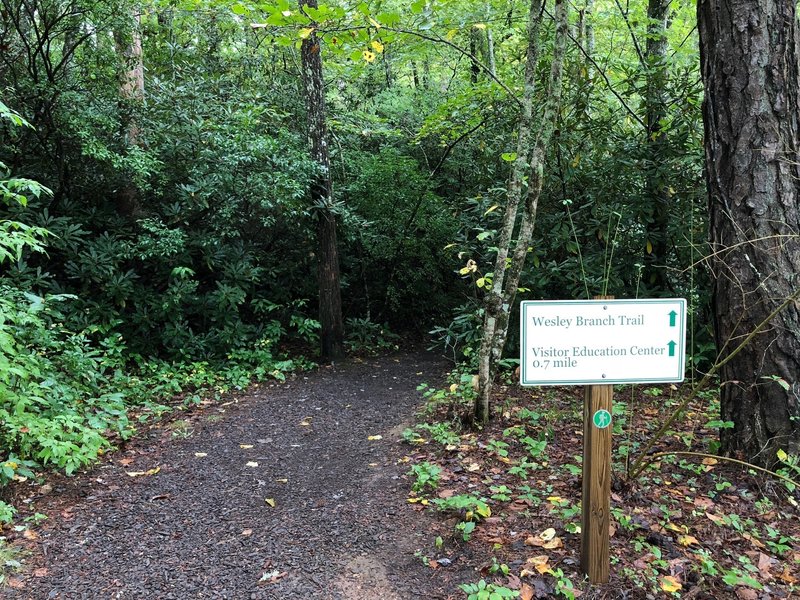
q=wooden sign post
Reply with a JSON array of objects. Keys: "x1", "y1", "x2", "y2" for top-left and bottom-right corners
[
  {"x1": 519, "y1": 296, "x2": 687, "y2": 585},
  {"x1": 580, "y1": 383, "x2": 612, "y2": 583}
]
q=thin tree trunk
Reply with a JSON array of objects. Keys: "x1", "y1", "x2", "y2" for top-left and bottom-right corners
[
  {"x1": 698, "y1": 0, "x2": 800, "y2": 464},
  {"x1": 643, "y1": 0, "x2": 671, "y2": 292},
  {"x1": 299, "y1": 0, "x2": 344, "y2": 362},
  {"x1": 114, "y1": 6, "x2": 145, "y2": 218},
  {"x1": 476, "y1": 0, "x2": 569, "y2": 424}
]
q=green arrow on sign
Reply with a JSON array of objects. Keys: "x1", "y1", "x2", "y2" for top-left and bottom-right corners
[
  {"x1": 667, "y1": 341, "x2": 676, "y2": 357},
  {"x1": 668, "y1": 310, "x2": 677, "y2": 327}
]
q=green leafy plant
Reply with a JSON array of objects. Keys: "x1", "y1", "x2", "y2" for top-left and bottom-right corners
[
  {"x1": 459, "y1": 579, "x2": 519, "y2": 599},
  {"x1": 408, "y1": 462, "x2": 442, "y2": 494}
]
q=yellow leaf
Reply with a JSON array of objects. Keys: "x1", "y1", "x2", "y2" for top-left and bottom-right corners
[
  {"x1": 571, "y1": 154, "x2": 581, "y2": 167},
  {"x1": 368, "y1": 16, "x2": 382, "y2": 29},
  {"x1": 446, "y1": 28, "x2": 458, "y2": 41},
  {"x1": 777, "y1": 448, "x2": 789, "y2": 462},
  {"x1": 660, "y1": 575, "x2": 682, "y2": 593},
  {"x1": 546, "y1": 496, "x2": 564, "y2": 504},
  {"x1": 371, "y1": 40, "x2": 384, "y2": 53},
  {"x1": 539, "y1": 528, "x2": 556, "y2": 541},
  {"x1": 240, "y1": 444, "x2": 254, "y2": 449},
  {"x1": 362, "y1": 50, "x2": 376, "y2": 63},
  {"x1": 476, "y1": 277, "x2": 485, "y2": 288},
  {"x1": 473, "y1": 22, "x2": 487, "y2": 29},
  {"x1": 407, "y1": 497, "x2": 422, "y2": 503},
  {"x1": 484, "y1": 204, "x2": 499, "y2": 216},
  {"x1": 265, "y1": 498, "x2": 276, "y2": 507},
  {"x1": 298, "y1": 27, "x2": 314, "y2": 39},
  {"x1": 665, "y1": 522, "x2": 686, "y2": 533},
  {"x1": 276, "y1": 478, "x2": 288, "y2": 483},
  {"x1": 678, "y1": 535, "x2": 700, "y2": 547},
  {"x1": 542, "y1": 537, "x2": 563, "y2": 549},
  {"x1": 449, "y1": 383, "x2": 459, "y2": 393},
  {"x1": 701, "y1": 457, "x2": 718, "y2": 466},
  {"x1": 300, "y1": 417, "x2": 312, "y2": 426},
  {"x1": 126, "y1": 467, "x2": 160, "y2": 477},
  {"x1": 443, "y1": 243, "x2": 457, "y2": 250},
  {"x1": 646, "y1": 239, "x2": 653, "y2": 254},
  {"x1": 367, "y1": 435, "x2": 383, "y2": 441}
]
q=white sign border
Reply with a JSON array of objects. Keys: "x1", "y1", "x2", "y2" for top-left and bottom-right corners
[{"x1": 520, "y1": 298, "x2": 687, "y2": 386}]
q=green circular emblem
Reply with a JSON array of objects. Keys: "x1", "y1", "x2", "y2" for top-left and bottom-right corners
[{"x1": 592, "y1": 409, "x2": 612, "y2": 429}]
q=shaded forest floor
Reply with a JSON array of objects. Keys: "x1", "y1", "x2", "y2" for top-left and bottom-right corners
[{"x1": 1, "y1": 351, "x2": 799, "y2": 599}]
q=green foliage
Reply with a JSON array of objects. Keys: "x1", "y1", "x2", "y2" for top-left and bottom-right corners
[
  {"x1": 459, "y1": 579, "x2": 519, "y2": 600},
  {"x1": 344, "y1": 318, "x2": 400, "y2": 354},
  {"x1": 408, "y1": 461, "x2": 441, "y2": 494}
]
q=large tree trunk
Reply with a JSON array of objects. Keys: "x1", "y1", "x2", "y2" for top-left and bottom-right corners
[
  {"x1": 299, "y1": 0, "x2": 344, "y2": 362},
  {"x1": 698, "y1": 0, "x2": 800, "y2": 465},
  {"x1": 476, "y1": 0, "x2": 569, "y2": 424}
]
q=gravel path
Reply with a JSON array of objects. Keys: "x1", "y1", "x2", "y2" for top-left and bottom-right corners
[{"x1": 6, "y1": 352, "x2": 474, "y2": 599}]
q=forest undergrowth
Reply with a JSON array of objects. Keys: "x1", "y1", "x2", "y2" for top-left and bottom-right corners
[{"x1": 401, "y1": 370, "x2": 800, "y2": 599}]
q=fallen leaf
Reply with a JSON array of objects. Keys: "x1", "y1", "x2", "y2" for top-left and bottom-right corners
[
  {"x1": 246, "y1": 461, "x2": 259, "y2": 467},
  {"x1": 300, "y1": 417, "x2": 312, "y2": 426},
  {"x1": 265, "y1": 498, "x2": 276, "y2": 507},
  {"x1": 706, "y1": 513, "x2": 724, "y2": 525},
  {"x1": 756, "y1": 552, "x2": 773, "y2": 577},
  {"x1": 118, "y1": 458, "x2": 134, "y2": 466},
  {"x1": 33, "y1": 568, "x2": 48, "y2": 577},
  {"x1": 665, "y1": 522, "x2": 686, "y2": 533},
  {"x1": 527, "y1": 555, "x2": 551, "y2": 575},
  {"x1": 542, "y1": 537, "x2": 563, "y2": 550},
  {"x1": 702, "y1": 457, "x2": 718, "y2": 466},
  {"x1": 6, "y1": 577, "x2": 24, "y2": 589},
  {"x1": 22, "y1": 529, "x2": 37, "y2": 540},
  {"x1": 520, "y1": 583, "x2": 534, "y2": 600},
  {"x1": 367, "y1": 435, "x2": 383, "y2": 441},
  {"x1": 240, "y1": 444, "x2": 254, "y2": 449},
  {"x1": 735, "y1": 589, "x2": 758, "y2": 600},
  {"x1": 779, "y1": 567, "x2": 798, "y2": 584},
  {"x1": 539, "y1": 527, "x2": 557, "y2": 541},
  {"x1": 678, "y1": 535, "x2": 700, "y2": 547},
  {"x1": 742, "y1": 532, "x2": 766, "y2": 549},
  {"x1": 276, "y1": 478, "x2": 288, "y2": 483},
  {"x1": 241, "y1": 529, "x2": 253, "y2": 536},
  {"x1": 258, "y1": 569, "x2": 287, "y2": 584},
  {"x1": 126, "y1": 467, "x2": 160, "y2": 477},
  {"x1": 466, "y1": 463, "x2": 481, "y2": 472},
  {"x1": 660, "y1": 575, "x2": 682, "y2": 593},
  {"x1": 194, "y1": 452, "x2": 208, "y2": 457}
]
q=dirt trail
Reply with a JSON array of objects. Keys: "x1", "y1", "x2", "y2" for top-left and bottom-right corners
[{"x1": 6, "y1": 352, "x2": 473, "y2": 599}]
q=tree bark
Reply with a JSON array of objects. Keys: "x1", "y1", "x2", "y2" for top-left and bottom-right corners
[
  {"x1": 643, "y1": 0, "x2": 671, "y2": 292},
  {"x1": 476, "y1": 0, "x2": 569, "y2": 424},
  {"x1": 698, "y1": 0, "x2": 800, "y2": 465},
  {"x1": 299, "y1": 0, "x2": 344, "y2": 362},
  {"x1": 114, "y1": 6, "x2": 145, "y2": 218}
]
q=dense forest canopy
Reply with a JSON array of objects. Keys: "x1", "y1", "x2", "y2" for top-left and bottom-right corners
[{"x1": 1, "y1": 0, "x2": 798, "y2": 511}]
